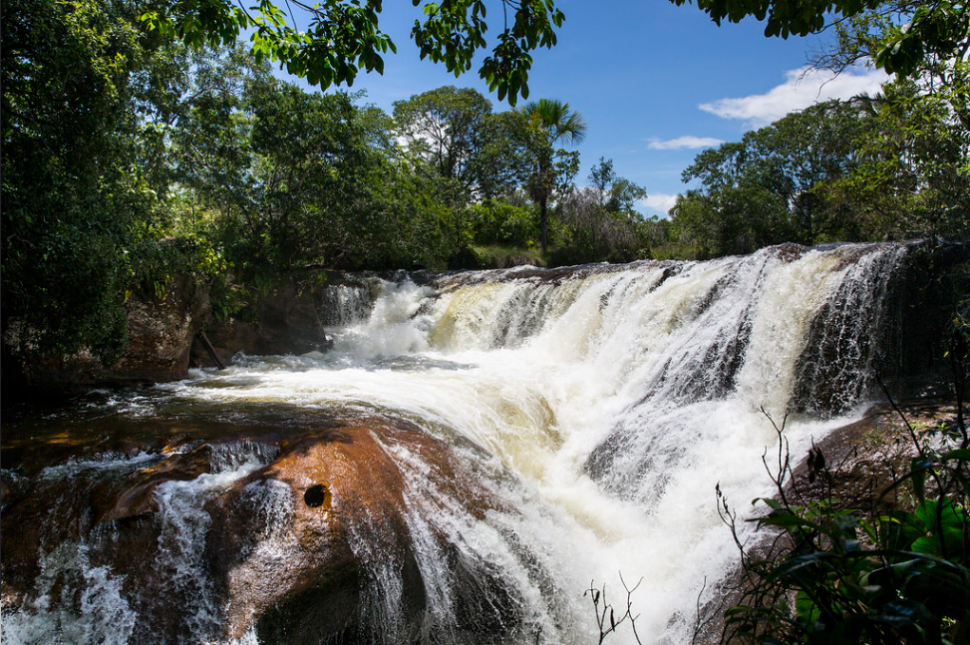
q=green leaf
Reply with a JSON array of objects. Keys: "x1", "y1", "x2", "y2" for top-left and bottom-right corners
[
  {"x1": 943, "y1": 448, "x2": 970, "y2": 462},
  {"x1": 911, "y1": 457, "x2": 930, "y2": 503},
  {"x1": 795, "y1": 590, "x2": 822, "y2": 623}
]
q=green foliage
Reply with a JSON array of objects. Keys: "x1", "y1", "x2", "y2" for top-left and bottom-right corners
[
  {"x1": 519, "y1": 98, "x2": 588, "y2": 253},
  {"x1": 0, "y1": 0, "x2": 646, "y2": 371},
  {"x1": 822, "y1": 79, "x2": 970, "y2": 242},
  {"x1": 665, "y1": 101, "x2": 871, "y2": 258},
  {"x1": 669, "y1": 0, "x2": 969, "y2": 78},
  {"x1": 467, "y1": 200, "x2": 539, "y2": 247},
  {"x1": 467, "y1": 245, "x2": 544, "y2": 269},
  {"x1": 1, "y1": 0, "x2": 167, "y2": 360},
  {"x1": 588, "y1": 157, "x2": 649, "y2": 217},
  {"x1": 720, "y1": 404, "x2": 970, "y2": 645},
  {"x1": 141, "y1": 0, "x2": 564, "y2": 105},
  {"x1": 393, "y1": 86, "x2": 535, "y2": 201},
  {"x1": 803, "y1": 0, "x2": 970, "y2": 244},
  {"x1": 553, "y1": 158, "x2": 649, "y2": 264},
  {"x1": 209, "y1": 81, "x2": 454, "y2": 276},
  {"x1": 393, "y1": 86, "x2": 493, "y2": 191},
  {"x1": 666, "y1": 0, "x2": 970, "y2": 261}
]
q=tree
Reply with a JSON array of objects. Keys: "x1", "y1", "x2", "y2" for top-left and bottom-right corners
[
  {"x1": 470, "y1": 109, "x2": 536, "y2": 200},
  {"x1": 589, "y1": 157, "x2": 648, "y2": 215},
  {"x1": 1, "y1": 0, "x2": 171, "y2": 360},
  {"x1": 670, "y1": 101, "x2": 871, "y2": 257},
  {"x1": 393, "y1": 86, "x2": 492, "y2": 192},
  {"x1": 204, "y1": 78, "x2": 457, "y2": 275},
  {"x1": 393, "y1": 86, "x2": 535, "y2": 202},
  {"x1": 141, "y1": 0, "x2": 565, "y2": 105},
  {"x1": 805, "y1": 0, "x2": 970, "y2": 241},
  {"x1": 668, "y1": 0, "x2": 969, "y2": 76},
  {"x1": 519, "y1": 98, "x2": 587, "y2": 252},
  {"x1": 168, "y1": 45, "x2": 271, "y2": 221},
  {"x1": 809, "y1": 0, "x2": 969, "y2": 128},
  {"x1": 822, "y1": 80, "x2": 970, "y2": 241},
  {"x1": 556, "y1": 159, "x2": 648, "y2": 264}
]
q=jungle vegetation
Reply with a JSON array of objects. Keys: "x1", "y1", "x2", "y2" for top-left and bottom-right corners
[{"x1": 1, "y1": 0, "x2": 967, "y2": 360}]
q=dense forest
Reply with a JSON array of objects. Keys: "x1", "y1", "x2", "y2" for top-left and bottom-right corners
[{"x1": 2, "y1": 0, "x2": 968, "y2": 367}]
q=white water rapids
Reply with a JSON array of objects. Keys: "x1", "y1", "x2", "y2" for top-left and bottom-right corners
[{"x1": 2, "y1": 243, "x2": 909, "y2": 644}]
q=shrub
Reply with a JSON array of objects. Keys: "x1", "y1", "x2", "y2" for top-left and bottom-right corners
[
  {"x1": 719, "y1": 397, "x2": 970, "y2": 645},
  {"x1": 467, "y1": 200, "x2": 538, "y2": 248}
]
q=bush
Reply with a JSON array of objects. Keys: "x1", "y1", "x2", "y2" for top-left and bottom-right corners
[
  {"x1": 720, "y1": 395, "x2": 970, "y2": 645},
  {"x1": 467, "y1": 200, "x2": 538, "y2": 248}
]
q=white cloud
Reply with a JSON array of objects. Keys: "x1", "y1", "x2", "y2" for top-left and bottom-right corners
[
  {"x1": 648, "y1": 136, "x2": 724, "y2": 150},
  {"x1": 700, "y1": 66, "x2": 889, "y2": 128},
  {"x1": 639, "y1": 193, "x2": 679, "y2": 216}
]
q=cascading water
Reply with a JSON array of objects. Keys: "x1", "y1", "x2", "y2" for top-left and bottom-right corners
[{"x1": 1, "y1": 243, "x2": 910, "y2": 644}]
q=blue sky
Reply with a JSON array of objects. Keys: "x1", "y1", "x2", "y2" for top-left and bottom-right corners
[{"x1": 281, "y1": 0, "x2": 890, "y2": 217}]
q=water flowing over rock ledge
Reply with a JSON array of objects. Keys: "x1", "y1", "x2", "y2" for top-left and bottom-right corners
[
  {"x1": 1, "y1": 416, "x2": 530, "y2": 644},
  {"x1": 4, "y1": 241, "x2": 964, "y2": 402},
  {"x1": 2, "y1": 241, "x2": 967, "y2": 644}
]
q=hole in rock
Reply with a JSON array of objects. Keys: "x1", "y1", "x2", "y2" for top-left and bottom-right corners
[{"x1": 304, "y1": 484, "x2": 327, "y2": 508}]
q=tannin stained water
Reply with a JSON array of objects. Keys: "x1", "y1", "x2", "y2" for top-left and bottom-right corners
[{"x1": 1, "y1": 243, "x2": 908, "y2": 644}]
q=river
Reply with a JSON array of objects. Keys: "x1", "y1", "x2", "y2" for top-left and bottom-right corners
[{"x1": 1, "y1": 243, "x2": 909, "y2": 644}]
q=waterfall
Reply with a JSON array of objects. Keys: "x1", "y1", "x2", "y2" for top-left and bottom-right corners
[{"x1": 1, "y1": 243, "x2": 911, "y2": 644}]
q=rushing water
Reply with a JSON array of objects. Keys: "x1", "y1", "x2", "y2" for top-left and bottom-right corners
[{"x1": 1, "y1": 243, "x2": 909, "y2": 644}]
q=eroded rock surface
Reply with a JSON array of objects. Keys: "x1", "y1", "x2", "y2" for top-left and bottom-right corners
[{"x1": 1, "y1": 416, "x2": 518, "y2": 644}]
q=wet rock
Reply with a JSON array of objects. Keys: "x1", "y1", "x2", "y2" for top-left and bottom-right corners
[
  {"x1": 113, "y1": 278, "x2": 211, "y2": 382},
  {"x1": 194, "y1": 284, "x2": 332, "y2": 367},
  {"x1": 1, "y1": 417, "x2": 520, "y2": 644},
  {"x1": 791, "y1": 241, "x2": 969, "y2": 415},
  {"x1": 209, "y1": 421, "x2": 512, "y2": 643},
  {"x1": 790, "y1": 246, "x2": 903, "y2": 415},
  {"x1": 93, "y1": 446, "x2": 213, "y2": 523}
]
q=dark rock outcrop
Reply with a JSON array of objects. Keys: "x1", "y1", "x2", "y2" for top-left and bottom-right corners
[
  {"x1": 2, "y1": 277, "x2": 210, "y2": 398},
  {"x1": 191, "y1": 284, "x2": 332, "y2": 368},
  {"x1": 2, "y1": 279, "x2": 338, "y2": 399}
]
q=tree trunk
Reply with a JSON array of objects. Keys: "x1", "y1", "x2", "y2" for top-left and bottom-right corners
[{"x1": 540, "y1": 197, "x2": 548, "y2": 253}]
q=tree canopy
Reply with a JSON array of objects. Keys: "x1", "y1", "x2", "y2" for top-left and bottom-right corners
[
  {"x1": 670, "y1": 0, "x2": 970, "y2": 75},
  {"x1": 141, "y1": 0, "x2": 565, "y2": 105}
]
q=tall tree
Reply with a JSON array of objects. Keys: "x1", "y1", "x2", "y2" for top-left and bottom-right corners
[
  {"x1": 805, "y1": 0, "x2": 970, "y2": 240},
  {"x1": 519, "y1": 98, "x2": 587, "y2": 252},
  {"x1": 393, "y1": 86, "x2": 534, "y2": 201},
  {"x1": 822, "y1": 80, "x2": 970, "y2": 240},
  {"x1": 470, "y1": 109, "x2": 536, "y2": 200},
  {"x1": 670, "y1": 101, "x2": 871, "y2": 257},
  {"x1": 589, "y1": 157, "x2": 648, "y2": 215},
  {"x1": 1, "y1": 0, "x2": 171, "y2": 359},
  {"x1": 393, "y1": 86, "x2": 492, "y2": 191}
]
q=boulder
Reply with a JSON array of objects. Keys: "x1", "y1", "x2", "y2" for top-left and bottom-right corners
[{"x1": 1, "y1": 416, "x2": 517, "y2": 644}]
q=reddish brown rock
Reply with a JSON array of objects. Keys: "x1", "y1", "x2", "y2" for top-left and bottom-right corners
[
  {"x1": 1, "y1": 416, "x2": 513, "y2": 644},
  {"x1": 207, "y1": 420, "x2": 508, "y2": 642}
]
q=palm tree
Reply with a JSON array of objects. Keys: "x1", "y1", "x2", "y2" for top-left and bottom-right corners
[{"x1": 519, "y1": 99, "x2": 587, "y2": 253}]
